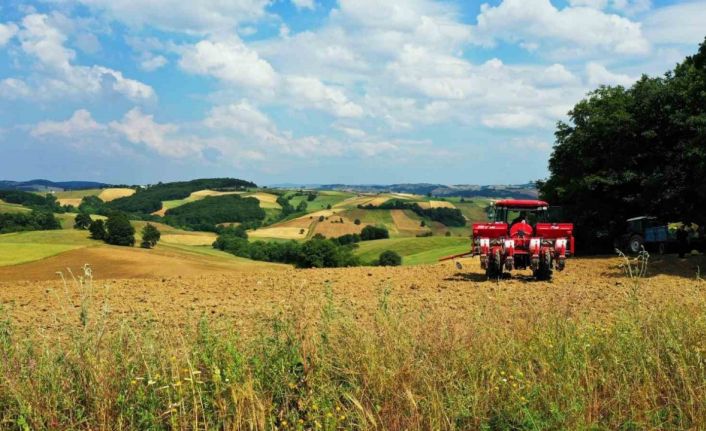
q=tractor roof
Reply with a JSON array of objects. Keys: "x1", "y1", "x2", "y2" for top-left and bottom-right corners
[{"x1": 494, "y1": 199, "x2": 548, "y2": 209}]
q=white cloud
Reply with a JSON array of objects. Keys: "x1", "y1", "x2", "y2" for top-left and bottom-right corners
[
  {"x1": 0, "y1": 78, "x2": 32, "y2": 99},
  {"x1": 482, "y1": 112, "x2": 550, "y2": 129},
  {"x1": 0, "y1": 22, "x2": 19, "y2": 46},
  {"x1": 31, "y1": 109, "x2": 104, "y2": 137},
  {"x1": 586, "y1": 62, "x2": 637, "y2": 86},
  {"x1": 292, "y1": 0, "x2": 315, "y2": 10},
  {"x1": 140, "y1": 55, "x2": 167, "y2": 72},
  {"x1": 285, "y1": 76, "x2": 364, "y2": 118},
  {"x1": 568, "y1": 0, "x2": 608, "y2": 8},
  {"x1": 2, "y1": 14, "x2": 154, "y2": 102},
  {"x1": 644, "y1": 1, "x2": 706, "y2": 45},
  {"x1": 204, "y1": 101, "x2": 274, "y2": 134},
  {"x1": 540, "y1": 64, "x2": 579, "y2": 85},
  {"x1": 73, "y1": 0, "x2": 269, "y2": 34},
  {"x1": 109, "y1": 108, "x2": 199, "y2": 157},
  {"x1": 474, "y1": 0, "x2": 650, "y2": 56},
  {"x1": 179, "y1": 38, "x2": 278, "y2": 90},
  {"x1": 611, "y1": 0, "x2": 651, "y2": 15}
]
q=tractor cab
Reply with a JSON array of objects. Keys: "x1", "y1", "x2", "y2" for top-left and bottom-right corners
[{"x1": 489, "y1": 199, "x2": 550, "y2": 239}]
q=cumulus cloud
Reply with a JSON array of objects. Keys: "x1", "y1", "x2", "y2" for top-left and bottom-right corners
[
  {"x1": 292, "y1": 0, "x2": 315, "y2": 10},
  {"x1": 644, "y1": 1, "x2": 706, "y2": 45},
  {"x1": 108, "y1": 108, "x2": 199, "y2": 158},
  {"x1": 0, "y1": 22, "x2": 19, "y2": 46},
  {"x1": 586, "y1": 62, "x2": 637, "y2": 86},
  {"x1": 285, "y1": 76, "x2": 364, "y2": 118},
  {"x1": 31, "y1": 109, "x2": 105, "y2": 137},
  {"x1": 474, "y1": 0, "x2": 650, "y2": 56},
  {"x1": 179, "y1": 38, "x2": 278, "y2": 90},
  {"x1": 140, "y1": 55, "x2": 167, "y2": 72},
  {"x1": 72, "y1": 0, "x2": 269, "y2": 34},
  {"x1": 2, "y1": 14, "x2": 154, "y2": 102},
  {"x1": 482, "y1": 112, "x2": 551, "y2": 129}
]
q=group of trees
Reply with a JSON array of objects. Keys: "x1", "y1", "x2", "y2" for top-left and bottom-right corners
[
  {"x1": 0, "y1": 190, "x2": 70, "y2": 213},
  {"x1": 359, "y1": 199, "x2": 466, "y2": 227},
  {"x1": 539, "y1": 38, "x2": 706, "y2": 251},
  {"x1": 213, "y1": 225, "x2": 400, "y2": 268},
  {"x1": 163, "y1": 195, "x2": 265, "y2": 231},
  {"x1": 213, "y1": 227, "x2": 359, "y2": 268},
  {"x1": 0, "y1": 211, "x2": 61, "y2": 234},
  {"x1": 76, "y1": 212, "x2": 160, "y2": 249}
]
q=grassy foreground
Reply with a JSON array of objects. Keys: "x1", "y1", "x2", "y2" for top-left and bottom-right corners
[{"x1": 1, "y1": 268, "x2": 706, "y2": 430}]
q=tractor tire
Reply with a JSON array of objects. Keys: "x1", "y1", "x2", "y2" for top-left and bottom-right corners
[
  {"x1": 486, "y1": 249, "x2": 502, "y2": 279},
  {"x1": 533, "y1": 250, "x2": 553, "y2": 281},
  {"x1": 628, "y1": 235, "x2": 644, "y2": 254}
]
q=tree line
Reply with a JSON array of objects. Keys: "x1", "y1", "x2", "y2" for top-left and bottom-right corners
[
  {"x1": 359, "y1": 199, "x2": 466, "y2": 227},
  {"x1": 539, "y1": 38, "x2": 706, "y2": 251}
]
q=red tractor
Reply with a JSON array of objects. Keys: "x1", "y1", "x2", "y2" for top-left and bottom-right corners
[{"x1": 442, "y1": 199, "x2": 574, "y2": 280}]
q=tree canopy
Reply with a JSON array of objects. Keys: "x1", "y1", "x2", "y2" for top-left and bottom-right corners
[{"x1": 539, "y1": 38, "x2": 706, "y2": 251}]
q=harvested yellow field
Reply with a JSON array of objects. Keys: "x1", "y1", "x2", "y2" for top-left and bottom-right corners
[
  {"x1": 366, "y1": 196, "x2": 391, "y2": 207},
  {"x1": 160, "y1": 233, "x2": 217, "y2": 246},
  {"x1": 57, "y1": 198, "x2": 82, "y2": 207},
  {"x1": 430, "y1": 200, "x2": 456, "y2": 209},
  {"x1": 248, "y1": 192, "x2": 281, "y2": 209},
  {"x1": 333, "y1": 195, "x2": 377, "y2": 208},
  {"x1": 312, "y1": 217, "x2": 366, "y2": 237},
  {"x1": 390, "y1": 209, "x2": 426, "y2": 233},
  {"x1": 249, "y1": 227, "x2": 309, "y2": 239},
  {"x1": 98, "y1": 188, "x2": 135, "y2": 202}
]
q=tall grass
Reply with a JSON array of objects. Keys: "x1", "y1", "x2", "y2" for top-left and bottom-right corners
[{"x1": 1, "y1": 268, "x2": 706, "y2": 430}]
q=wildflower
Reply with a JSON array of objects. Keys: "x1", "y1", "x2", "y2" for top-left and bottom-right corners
[
  {"x1": 339, "y1": 415, "x2": 346, "y2": 421},
  {"x1": 335, "y1": 406, "x2": 341, "y2": 412},
  {"x1": 130, "y1": 380, "x2": 137, "y2": 385},
  {"x1": 147, "y1": 380, "x2": 156, "y2": 386},
  {"x1": 288, "y1": 383, "x2": 296, "y2": 389},
  {"x1": 520, "y1": 396, "x2": 527, "y2": 403}
]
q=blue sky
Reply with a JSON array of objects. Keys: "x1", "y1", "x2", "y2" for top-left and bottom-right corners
[{"x1": 0, "y1": 0, "x2": 704, "y2": 185}]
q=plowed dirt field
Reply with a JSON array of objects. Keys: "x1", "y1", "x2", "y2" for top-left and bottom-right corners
[{"x1": 1, "y1": 254, "x2": 704, "y2": 337}]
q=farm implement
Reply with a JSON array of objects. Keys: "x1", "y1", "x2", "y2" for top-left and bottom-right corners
[{"x1": 441, "y1": 199, "x2": 574, "y2": 280}]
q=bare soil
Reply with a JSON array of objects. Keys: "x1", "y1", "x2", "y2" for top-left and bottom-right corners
[{"x1": 1, "y1": 254, "x2": 704, "y2": 336}]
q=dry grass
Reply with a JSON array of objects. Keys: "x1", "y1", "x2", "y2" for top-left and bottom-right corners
[
  {"x1": 312, "y1": 217, "x2": 366, "y2": 237},
  {"x1": 249, "y1": 227, "x2": 309, "y2": 239},
  {"x1": 160, "y1": 233, "x2": 217, "y2": 246},
  {"x1": 57, "y1": 198, "x2": 82, "y2": 207},
  {"x1": 1, "y1": 256, "x2": 705, "y2": 429},
  {"x1": 98, "y1": 188, "x2": 136, "y2": 202},
  {"x1": 248, "y1": 192, "x2": 281, "y2": 209}
]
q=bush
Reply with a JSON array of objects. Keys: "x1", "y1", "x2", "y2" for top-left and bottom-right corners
[
  {"x1": 378, "y1": 250, "x2": 402, "y2": 266},
  {"x1": 0, "y1": 210, "x2": 61, "y2": 234},
  {"x1": 354, "y1": 219, "x2": 361, "y2": 225},
  {"x1": 140, "y1": 223, "x2": 161, "y2": 249},
  {"x1": 74, "y1": 213, "x2": 92, "y2": 230},
  {"x1": 88, "y1": 219, "x2": 107, "y2": 240},
  {"x1": 79, "y1": 196, "x2": 106, "y2": 215},
  {"x1": 105, "y1": 213, "x2": 135, "y2": 247},
  {"x1": 361, "y1": 225, "x2": 389, "y2": 241}
]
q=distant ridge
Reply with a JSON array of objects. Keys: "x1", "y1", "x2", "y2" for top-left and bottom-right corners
[
  {"x1": 270, "y1": 183, "x2": 539, "y2": 200},
  {"x1": 0, "y1": 179, "x2": 111, "y2": 192}
]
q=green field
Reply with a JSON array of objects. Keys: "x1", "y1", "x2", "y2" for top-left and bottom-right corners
[
  {"x1": 354, "y1": 236, "x2": 470, "y2": 265},
  {"x1": 51, "y1": 189, "x2": 102, "y2": 199},
  {"x1": 0, "y1": 200, "x2": 31, "y2": 213},
  {"x1": 0, "y1": 229, "x2": 94, "y2": 266},
  {"x1": 287, "y1": 191, "x2": 354, "y2": 212}
]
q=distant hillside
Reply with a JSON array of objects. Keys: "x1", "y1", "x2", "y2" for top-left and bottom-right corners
[
  {"x1": 272, "y1": 183, "x2": 539, "y2": 199},
  {"x1": 0, "y1": 179, "x2": 110, "y2": 192}
]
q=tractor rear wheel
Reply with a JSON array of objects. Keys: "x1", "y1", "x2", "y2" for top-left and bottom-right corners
[
  {"x1": 533, "y1": 250, "x2": 553, "y2": 281},
  {"x1": 486, "y1": 249, "x2": 502, "y2": 279},
  {"x1": 628, "y1": 235, "x2": 644, "y2": 254}
]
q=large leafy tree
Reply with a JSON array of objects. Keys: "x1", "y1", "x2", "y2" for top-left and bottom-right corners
[
  {"x1": 540, "y1": 38, "x2": 706, "y2": 251},
  {"x1": 105, "y1": 212, "x2": 135, "y2": 247}
]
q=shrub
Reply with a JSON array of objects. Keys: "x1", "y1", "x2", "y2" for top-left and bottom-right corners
[
  {"x1": 361, "y1": 225, "x2": 389, "y2": 241},
  {"x1": 140, "y1": 223, "x2": 161, "y2": 249},
  {"x1": 105, "y1": 213, "x2": 135, "y2": 247},
  {"x1": 354, "y1": 218, "x2": 361, "y2": 225},
  {"x1": 74, "y1": 213, "x2": 92, "y2": 230},
  {"x1": 378, "y1": 250, "x2": 402, "y2": 266},
  {"x1": 318, "y1": 215, "x2": 325, "y2": 222},
  {"x1": 88, "y1": 219, "x2": 107, "y2": 240}
]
